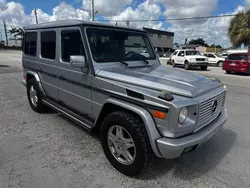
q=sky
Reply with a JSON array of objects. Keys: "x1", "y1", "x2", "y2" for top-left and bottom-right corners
[{"x1": 0, "y1": 0, "x2": 250, "y2": 47}]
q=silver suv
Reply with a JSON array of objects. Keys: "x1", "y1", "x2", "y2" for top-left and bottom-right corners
[{"x1": 22, "y1": 20, "x2": 227, "y2": 177}]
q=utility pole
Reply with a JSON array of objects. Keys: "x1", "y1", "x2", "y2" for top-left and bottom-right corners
[
  {"x1": 34, "y1": 8, "x2": 38, "y2": 24},
  {"x1": 3, "y1": 20, "x2": 8, "y2": 48},
  {"x1": 91, "y1": 0, "x2": 95, "y2": 21}
]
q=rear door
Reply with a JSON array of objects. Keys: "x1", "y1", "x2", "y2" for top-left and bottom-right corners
[
  {"x1": 38, "y1": 30, "x2": 59, "y2": 100},
  {"x1": 206, "y1": 53, "x2": 216, "y2": 64}
]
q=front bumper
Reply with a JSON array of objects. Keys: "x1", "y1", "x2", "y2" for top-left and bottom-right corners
[
  {"x1": 190, "y1": 62, "x2": 208, "y2": 66},
  {"x1": 156, "y1": 108, "x2": 227, "y2": 159}
]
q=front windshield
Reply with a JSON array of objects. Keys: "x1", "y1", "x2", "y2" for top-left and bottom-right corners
[
  {"x1": 86, "y1": 28, "x2": 156, "y2": 63},
  {"x1": 185, "y1": 51, "x2": 201, "y2": 56}
]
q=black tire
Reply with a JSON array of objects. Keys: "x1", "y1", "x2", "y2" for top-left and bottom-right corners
[
  {"x1": 100, "y1": 111, "x2": 154, "y2": 177},
  {"x1": 184, "y1": 61, "x2": 190, "y2": 70},
  {"x1": 201, "y1": 66, "x2": 208, "y2": 71},
  {"x1": 217, "y1": 61, "x2": 223, "y2": 67},
  {"x1": 226, "y1": 70, "x2": 232, "y2": 74},
  {"x1": 27, "y1": 78, "x2": 47, "y2": 113},
  {"x1": 172, "y1": 60, "x2": 176, "y2": 67}
]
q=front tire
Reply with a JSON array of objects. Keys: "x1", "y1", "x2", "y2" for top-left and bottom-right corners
[
  {"x1": 172, "y1": 60, "x2": 176, "y2": 67},
  {"x1": 226, "y1": 70, "x2": 232, "y2": 74},
  {"x1": 27, "y1": 78, "x2": 47, "y2": 113},
  {"x1": 100, "y1": 111, "x2": 154, "y2": 177}
]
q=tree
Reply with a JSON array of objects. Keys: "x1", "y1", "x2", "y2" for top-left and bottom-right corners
[
  {"x1": 228, "y1": 10, "x2": 250, "y2": 52},
  {"x1": 8, "y1": 26, "x2": 24, "y2": 39},
  {"x1": 189, "y1": 38, "x2": 209, "y2": 47}
]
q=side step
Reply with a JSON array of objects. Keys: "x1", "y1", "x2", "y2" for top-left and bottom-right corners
[{"x1": 42, "y1": 99, "x2": 93, "y2": 131}]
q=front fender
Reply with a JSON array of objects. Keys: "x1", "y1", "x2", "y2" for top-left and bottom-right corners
[{"x1": 104, "y1": 98, "x2": 163, "y2": 158}]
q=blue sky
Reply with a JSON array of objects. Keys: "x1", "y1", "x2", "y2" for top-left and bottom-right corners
[{"x1": 1, "y1": 0, "x2": 250, "y2": 47}]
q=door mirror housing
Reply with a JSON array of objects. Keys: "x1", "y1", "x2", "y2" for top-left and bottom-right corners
[
  {"x1": 70, "y1": 55, "x2": 87, "y2": 69},
  {"x1": 181, "y1": 53, "x2": 184, "y2": 57}
]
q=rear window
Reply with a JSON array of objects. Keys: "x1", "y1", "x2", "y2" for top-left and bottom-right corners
[
  {"x1": 24, "y1": 32, "x2": 37, "y2": 56},
  {"x1": 227, "y1": 54, "x2": 248, "y2": 60}
]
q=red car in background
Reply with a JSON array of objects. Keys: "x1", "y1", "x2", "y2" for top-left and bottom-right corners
[{"x1": 223, "y1": 53, "x2": 250, "y2": 75}]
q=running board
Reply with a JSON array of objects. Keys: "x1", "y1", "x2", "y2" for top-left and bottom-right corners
[{"x1": 42, "y1": 99, "x2": 92, "y2": 131}]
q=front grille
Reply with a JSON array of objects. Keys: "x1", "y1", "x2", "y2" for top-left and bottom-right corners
[
  {"x1": 197, "y1": 91, "x2": 226, "y2": 130},
  {"x1": 196, "y1": 58, "x2": 206, "y2": 61}
]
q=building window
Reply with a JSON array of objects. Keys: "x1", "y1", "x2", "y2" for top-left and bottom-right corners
[
  {"x1": 41, "y1": 31, "x2": 56, "y2": 60},
  {"x1": 24, "y1": 32, "x2": 37, "y2": 56},
  {"x1": 61, "y1": 30, "x2": 85, "y2": 62}
]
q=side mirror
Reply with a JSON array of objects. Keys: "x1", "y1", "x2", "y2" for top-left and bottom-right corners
[
  {"x1": 70, "y1": 55, "x2": 87, "y2": 69},
  {"x1": 181, "y1": 53, "x2": 184, "y2": 56}
]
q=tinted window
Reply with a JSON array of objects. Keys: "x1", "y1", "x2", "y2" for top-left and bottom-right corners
[
  {"x1": 227, "y1": 54, "x2": 248, "y2": 60},
  {"x1": 24, "y1": 32, "x2": 37, "y2": 56},
  {"x1": 172, "y1": 51, "x2": 177, "y2": 55},
  {"x1": 186, "y1": 51, "x2": 201, "y2": 56},
  {"x1": 41, "y1": 31, "x2": 56, "y2": 59},
  {"x1": 177, "y1": 51, "x2": 184, "y2": 56},
  {"x1": 207, "y1": 54, "x2": 215, "y2": 58},
  {"x1": 86, "y1": 28, "x2": 155, "y2": 62},
  {"x1": 61, "y1": 30, "x2": 85, "y2": 62}
]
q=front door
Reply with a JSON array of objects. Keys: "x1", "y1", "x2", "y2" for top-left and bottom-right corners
[
  {"x1": 57, "y1": 27, "x2": 93, "y2": 124},
  {"x1": 177, "y1": 50, "x2": 185, "y2": 64},
  {"x1": 207, "y1": 54, "x2": 216, "y2": 64}
]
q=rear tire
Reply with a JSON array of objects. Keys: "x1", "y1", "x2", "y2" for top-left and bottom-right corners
[
  {"x1": 201, "y1": 66, "x2": 208, "y2": 71},
  {"x1": 184, "y1": 61, "x2": 190, "y2": 70},
  {"x1": 27, "y1": 78, "x2": 47, "y2": 113},
  {"x1": 100, "y1": 111, "x2": 154, "y2": 177},
  {"x1": 217, "y1": 61, "x2": 223, "y2": 67}
]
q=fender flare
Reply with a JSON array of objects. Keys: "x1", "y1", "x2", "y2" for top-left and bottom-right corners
[
  {"x1": 26, "y1": 71, "x2": 46, "y2": 97},
  {"x1": 104, "y1": 98, "x2": 163, "y2": 158}
]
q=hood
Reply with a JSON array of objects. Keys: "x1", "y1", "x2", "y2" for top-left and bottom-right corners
[
  {"x1": 186, "y1": 55, "x2": 207, "y2": 59},
  {"x1": 96, "y1": 65, "x2": 222, "y2": 98}
]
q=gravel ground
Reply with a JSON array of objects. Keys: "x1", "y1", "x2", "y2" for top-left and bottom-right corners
[{"x1": 1, "y1": 50, "x2": 250, "y2": 188}]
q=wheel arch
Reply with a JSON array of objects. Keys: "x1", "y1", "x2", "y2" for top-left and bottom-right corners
[
  {"x1": 26, "y1": 71, "x2": 46, "y2": 97},
  {"x1": 94, "y1": 97, "x2": 162, "y2": 157}
]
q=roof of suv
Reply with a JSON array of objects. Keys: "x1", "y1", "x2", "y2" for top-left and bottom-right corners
[
  {"x1": 175, "y1": 49, "x2": 199, "y2": 51},
  {"x1": 24, "y1": 20, "x2": 145, "y2": 32}
]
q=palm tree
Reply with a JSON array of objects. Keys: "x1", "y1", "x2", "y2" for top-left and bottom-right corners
[
  {"x1": 8, "y1": 26, "x2": 24, "y2": 39},
  {"x1": 228, "y1": 10, "x2": 250, "y2": 52}
]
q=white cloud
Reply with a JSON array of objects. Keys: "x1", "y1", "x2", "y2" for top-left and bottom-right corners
[
  {"x1": 0, "y1": 1, "x2": 90, "y2": 27},
  {"x1": 82, "y1": 0, "x2": 133, "y2": 16},
  {"x1": 110, "y1": 1, "x2": 163, "y2": 29},
  {"x1": 169, "y1": 5, "x2": 246, "y2": 47}
]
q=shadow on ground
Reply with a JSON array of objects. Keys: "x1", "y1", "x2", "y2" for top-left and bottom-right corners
[{"x1": 139, "y1": 128, "x2": 236, "y2": 180}]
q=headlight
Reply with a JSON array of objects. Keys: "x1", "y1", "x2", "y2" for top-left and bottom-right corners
[
  {"x1": 179, "y1": 107, "x2": 188, "y2": 124},
  {"x1": 189, "y1": 58, "x2": 195, "y2": 61}
]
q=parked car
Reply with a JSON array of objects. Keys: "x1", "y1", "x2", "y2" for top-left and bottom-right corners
[
  {"x1": 171, "y1": 49, "x2": 209, "y2": 70},
  {"x1": 223, "y1": 53, "x2": 250, "y2": 74},
  {"x1": 203, "y1": 53, "x2": 225, "y2": 67},
  {"x1": 22, "y1": 20, "x2": 227, "y2": 177}
]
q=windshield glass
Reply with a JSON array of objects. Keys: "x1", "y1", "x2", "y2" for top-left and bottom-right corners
[
  {"x1": 185, "y1": 51, "x2": 201, "y2": 56},
  {"x1": 86, "y1": 28, "x2": 156, "y2": 63}
]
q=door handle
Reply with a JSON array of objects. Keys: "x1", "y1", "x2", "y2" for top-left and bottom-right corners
[{"x1": 58, "y1": 75, "x2": 65, "y2": 81}]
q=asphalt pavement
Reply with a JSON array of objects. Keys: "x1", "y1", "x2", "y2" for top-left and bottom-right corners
[{"x1": 0, "y1": 50, "x2": 250, "y2": 188}]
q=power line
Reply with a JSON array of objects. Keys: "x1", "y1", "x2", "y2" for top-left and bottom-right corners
[{"x1": 98, "y1": 14, "x2": 237, "y2": 23}]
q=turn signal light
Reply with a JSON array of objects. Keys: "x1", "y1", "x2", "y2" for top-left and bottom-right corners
[{"x1": 152, "y1": 110, "x2": 166, "y2": 119}]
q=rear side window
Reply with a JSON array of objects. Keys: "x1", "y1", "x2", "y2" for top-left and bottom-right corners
[
  {"x1": 61, "y1": 30, "x2": 85, "y2": 62},
  {"x1": 177, "y1": 51, "x2": 184, "y2": 56},
  {"x1": 227, "y1": 54, "x2": 248, "y2": 60},
  {"x1": 24, "y1": 32, "x2": 37, "y2": 56},
  {"x1": 41, "y1": 31, "x2": 56, "y2": 60}
]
